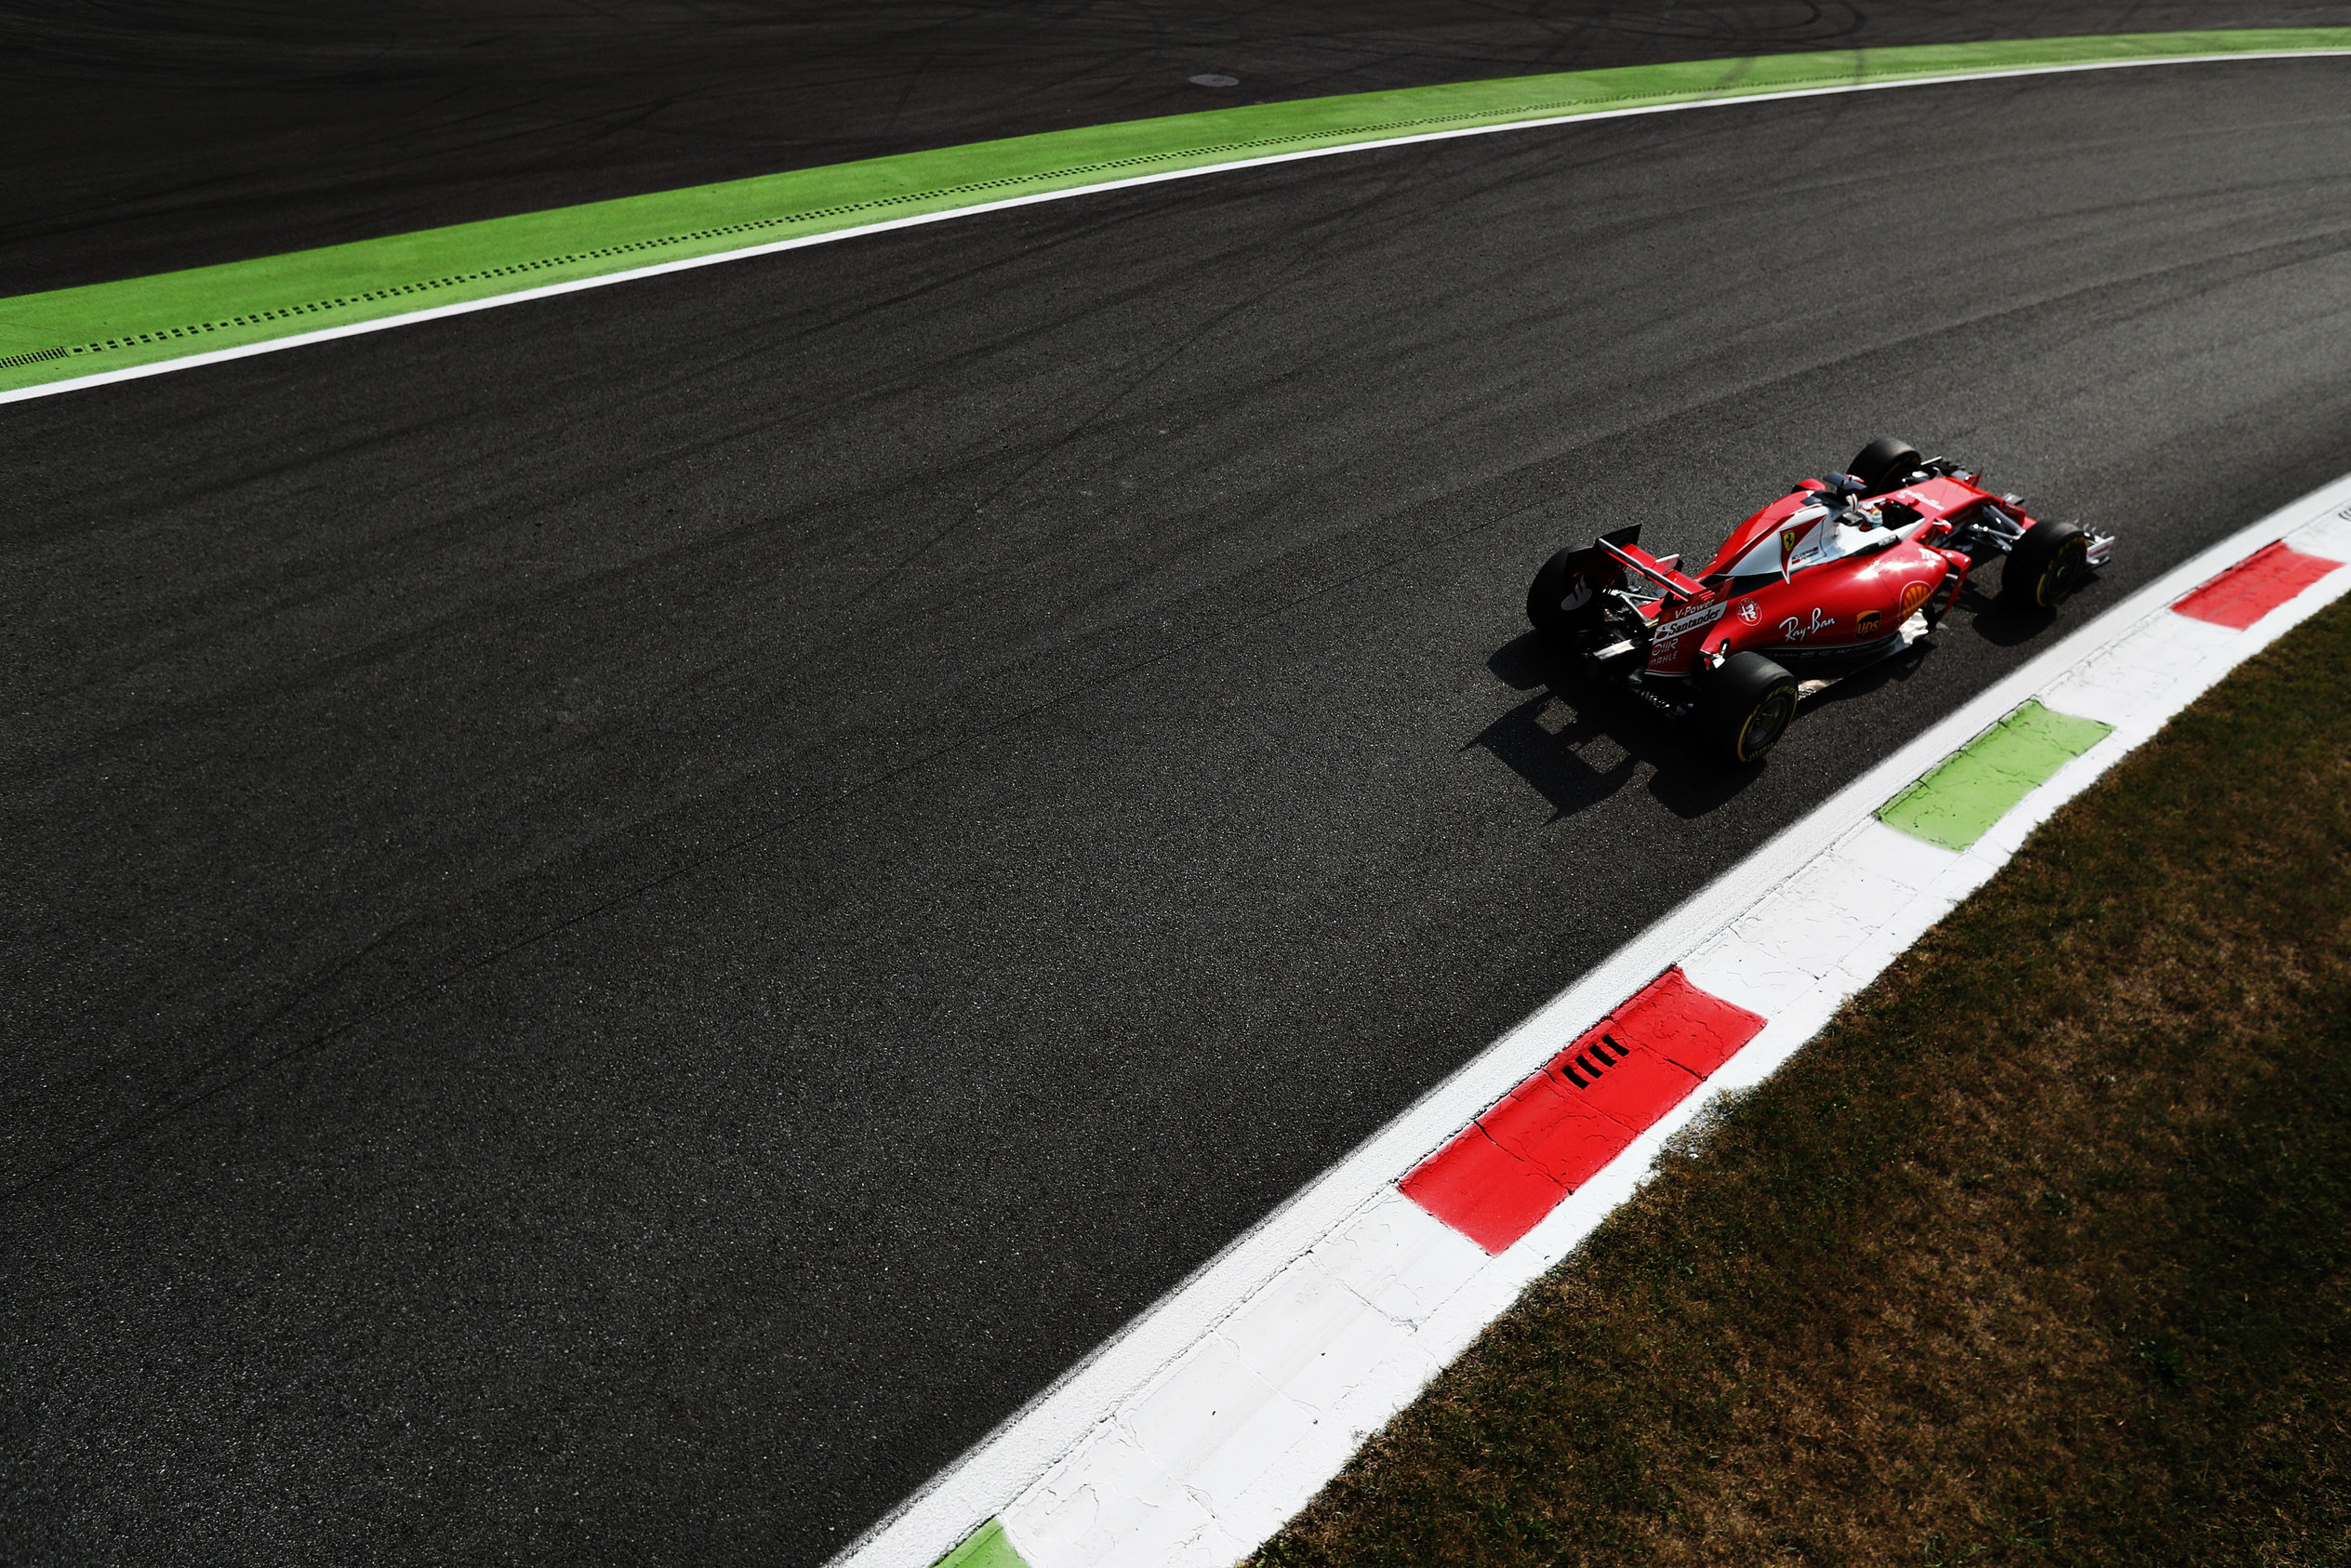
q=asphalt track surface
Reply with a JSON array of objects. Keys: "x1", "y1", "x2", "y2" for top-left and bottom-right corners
[
  {"x1": 9, "y1": 39, "x2": 2351, "y2": 1568},
  {"x1": 7, "y1": 0, "x2": 2351, "y2": 291}
]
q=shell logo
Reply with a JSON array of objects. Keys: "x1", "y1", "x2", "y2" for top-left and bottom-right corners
[{"x1": 1899, "y1": 579, "x2": 1933, "y2": 616}]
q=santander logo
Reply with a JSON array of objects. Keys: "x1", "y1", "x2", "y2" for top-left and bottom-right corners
[{"x1": 1657, "y1": 601, "x2": 1727, "y2": 638}]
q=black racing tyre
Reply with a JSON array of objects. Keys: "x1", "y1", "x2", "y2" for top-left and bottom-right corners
[
  {"x1": 1698, "y1": 651, "x2": 1800, "y2": 764},
  {"x1": 1526, "y1": 546, "x2": 1606, "y2": 644},
  {"x1": 1999, "y1": 517, "x2": 2092, "y2": 610},
  {"x1": 1848, "y1": 436, "x2": 1923, "y2": 494}
]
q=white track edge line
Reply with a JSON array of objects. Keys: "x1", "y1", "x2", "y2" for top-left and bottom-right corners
[
  {"x1": 7, "y1": 46, "x2": 2348, "y2": 409},
  {"x1": 831, "y1": 468, "x2": 2351, "y2": 1568}
]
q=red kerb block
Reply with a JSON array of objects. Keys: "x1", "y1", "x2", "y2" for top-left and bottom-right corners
[
  {"x1": 1478, "y1": 1072, "x2": 1628, "y2": 1189},
  {"x1": 1613, "y1": 964, "x2": 1768, "y2": 1077},
  {"x1": 1562, "y1": 1035, "x2": 1702, "y2": 1131},
  {"x1": 2172, "y1": 541, "x2": 2342, "y2": 630},
  {"x1": 1397, "y1": 1121, "x2": 1565, "y2": 1257},
  {"x1": 1399, "y1": 967, "x2": 1768, "y2": 1254}
]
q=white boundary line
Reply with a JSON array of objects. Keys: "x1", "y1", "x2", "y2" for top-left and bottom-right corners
[
  {"x1": 7, "y1": 45, "x2": 2347, "y2": 408},
  {"x1": 838, "y1": 472, "x2": 2351, "y2": 1568}
]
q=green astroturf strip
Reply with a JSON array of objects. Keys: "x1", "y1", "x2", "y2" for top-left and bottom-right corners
[
  {"x1": 932, "y1": 1518, "x2": 1031, "y2": 1568},
  {"x1": 6, "y1": 29, "x2": 2350, "y2": 394},
  {"x1": 1878, "y1": 699, "x2": 2116, "y2": 852}
]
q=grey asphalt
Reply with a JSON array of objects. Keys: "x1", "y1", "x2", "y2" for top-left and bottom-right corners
[
  {"x1": 9, "y1": 48, "x2": 2351, "y2": 1568},
  {"x1": 10, "y1": 0, "x2": 2351, "y2": 291}
]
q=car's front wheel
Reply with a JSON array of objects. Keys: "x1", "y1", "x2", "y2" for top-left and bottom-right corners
[
  {"x1": 1698, "y1": 651, "x2": 1800, "y2": 764},
  {"x1": 2000, "y1": 518, "x2": 2092, "y2": 611}
]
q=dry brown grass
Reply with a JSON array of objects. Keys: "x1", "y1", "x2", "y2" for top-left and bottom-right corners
[{"x1": 1254, "y1": 597, "x2": 2351, "y2": 1568}]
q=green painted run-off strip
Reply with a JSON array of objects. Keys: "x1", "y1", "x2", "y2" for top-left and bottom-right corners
[
  {"x1": 933, "y1": 1517, "x2": 1031, "y2": 1568},
  {"x1": 1878, "y1": 700, "x2": 2115, "y2": 852},
  {"x1": 6, "y1": 28, "x2": 2349, "y2": 396}
]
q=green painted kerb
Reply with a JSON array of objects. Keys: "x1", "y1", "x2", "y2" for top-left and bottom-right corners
[
  {"x1": 7, "y1": 28, "x2": 2350, "y2": 394},
  {"x1": 933, "y1": 1518, "x2": 1031, "y2": 1568},
  {"x1": 1878, "y1": 699, "x2": 2114, "y2": 852}
]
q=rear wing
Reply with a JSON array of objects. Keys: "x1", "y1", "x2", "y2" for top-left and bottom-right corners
[{"x1": 1597, "y1": 537, "x2": 1709, "y2": 601}]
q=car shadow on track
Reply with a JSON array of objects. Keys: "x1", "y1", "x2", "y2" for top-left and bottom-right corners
[
  {"x1": 1470, "y1": 633, "x2": 1756, "y2": 822},
  {"x1": 1953, "y1": 574, "x2": 2107, "y2": 646},
  {"x1": 1472, "y1": 576, "x2": 2108, "y2": 824}
]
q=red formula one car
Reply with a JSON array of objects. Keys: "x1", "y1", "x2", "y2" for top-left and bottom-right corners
[{"x1": 1525, "y1": 438, "x2": 2114, "y2": 764}]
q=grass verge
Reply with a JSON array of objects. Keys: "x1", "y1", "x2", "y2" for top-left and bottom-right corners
[
  {"x1": 1255, "y1": 595, "x2": 2351, "y2": 1565},
  {"x1": 8, "y1": 31, "x2": 2351, "y2": 394}
]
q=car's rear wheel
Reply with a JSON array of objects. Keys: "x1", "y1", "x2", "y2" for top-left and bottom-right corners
[
  {"x1": 2000, "y1": 518, "x2": 2092, "y2": 610},
  {"x1": 1699, "y1": 651, "x2": 1800, "y2": 764},
  {"x1": 1848, "y1": 436, "x2": 1923, "y2": 494},
  {"x1": 1526, "y1": 547, "x2": 1607, "y2": 644}
]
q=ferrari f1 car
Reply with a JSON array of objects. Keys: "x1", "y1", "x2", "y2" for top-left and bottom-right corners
[{"x1": 1525, "y1": 438, "x2": 2114, "y2": 764}]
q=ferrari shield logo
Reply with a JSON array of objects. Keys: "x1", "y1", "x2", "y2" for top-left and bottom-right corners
[{"x1": 1780, "y1": 527, "x2": 1800, "y2": 557}]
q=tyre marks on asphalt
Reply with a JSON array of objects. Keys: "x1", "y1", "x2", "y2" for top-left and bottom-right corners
[{"x1": 12, "y1": 31, "x2": 2351, "y2": 400}]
